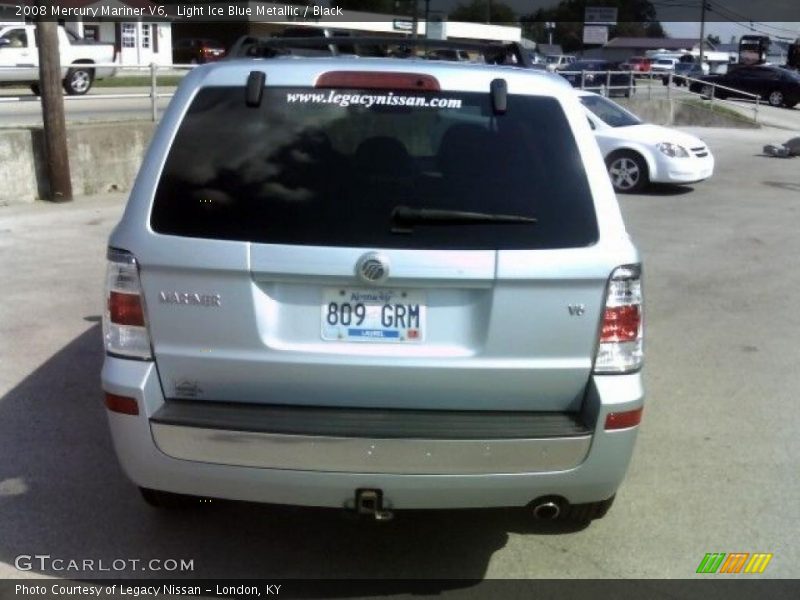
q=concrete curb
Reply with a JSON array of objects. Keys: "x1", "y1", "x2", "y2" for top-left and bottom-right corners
[{"x1": 0, "y1": 121, "x2": 155, "y2": 205}]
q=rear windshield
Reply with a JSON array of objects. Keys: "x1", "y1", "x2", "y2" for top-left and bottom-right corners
[{"x1": 151, "y1": 86, "x2": 598, "y2": 249}]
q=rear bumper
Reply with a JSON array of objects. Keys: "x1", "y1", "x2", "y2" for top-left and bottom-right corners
[
  {"x1": 101, "y1": 357, "x2": 644, "y2": 509},
  {"x1": 151, "y1": 424, "x2": 593, "y2": 475}
]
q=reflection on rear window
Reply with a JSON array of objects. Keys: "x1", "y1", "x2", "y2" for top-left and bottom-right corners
[
  {"x1": 151, "y1": 87, "x2": 598, "y2": 249},
  {"x1": 580, "y1": 95, "x2": 642, "y2": 128}
]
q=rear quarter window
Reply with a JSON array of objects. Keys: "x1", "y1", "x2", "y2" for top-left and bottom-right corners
[{"x1": 150, "y1": 85, "x2": 599, "y2": 250}]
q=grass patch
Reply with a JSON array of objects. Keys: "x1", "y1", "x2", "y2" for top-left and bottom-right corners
[
  {"x1": 95, "y1": 76, "x2": 184, "y2": 88},
  {"x1": 681, "y1": 98, "x2": 759, "y2": 124}
]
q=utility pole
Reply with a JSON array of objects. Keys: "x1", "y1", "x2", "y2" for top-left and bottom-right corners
[
  {"x1": 411, "y1": 0, "x2": 419, "y2": 41},
  {"x1": 698, "y1": 0, "x2": 707, "y2": 69},
  {"x1": 546, "y1": 22, "x2": 555, "y2": 46},
  {"x1": 36, "y1": 20, "x2": 72, "y2": 202}
]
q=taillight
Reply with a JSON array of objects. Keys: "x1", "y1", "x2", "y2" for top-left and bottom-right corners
[
  {"x1": 594, "y1": 264, "x2": 643, "y2": 374},
  {"x1": 104, "y1": 392, "x2": 140, "y2": 416},
  {"x1": 103, "y1": 248, "x2": 152, "y2": 360},
  {"x1": 315, "y1": 71, "x2": 440, "y2": 91},
  {"x1": 605, "y1": 407, "x2": 643, "y2": 430}
]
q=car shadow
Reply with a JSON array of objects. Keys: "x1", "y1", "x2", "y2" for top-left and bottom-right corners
[
  {"x1": 0, "y1": 324, "x2": 588, "y2": 585},
  {"x1": 638, "y1": 183, "x2": 696, "y2": 196},
  {"x1": 762, "y1": 180, "x2": 800, "y2": 192},
  {"x1": 752, "y1": 148, "x2": 798, "y2": 155}
]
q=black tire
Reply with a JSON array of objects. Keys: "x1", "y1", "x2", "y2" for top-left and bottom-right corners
[
  {"x1": 30, "y1": 83, "x2": 40, "y2": 96},
  {"x1": 767, "y1": 89, "x2": 785, "y2": 107},
  {"x1": 606, "y1": 151, "x2": 649, "y2": 194},
  {"x1": 63, "y1": 65, "x2": 94, "y2": 96},
  {"x1": 139, "y1": 487, "x2": 200, "y2": 509}
]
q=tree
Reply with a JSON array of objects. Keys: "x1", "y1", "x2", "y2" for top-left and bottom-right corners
[{"x1": 449, "y1": 0, "x2": 517, "y2": 24}]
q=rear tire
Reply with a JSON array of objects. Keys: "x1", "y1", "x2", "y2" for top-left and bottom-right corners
[
  {"x1": 139, "y1": 487, "x2": 200, "y2": 509},
  {"x1": 768, "y1": 89, "x2": 785, "y2": 107},
  {"x1": 63, "y1": 65, "x2": 94, "y2": 96},
  {"x1": 606, "y1": 151, "x2": 649, "y2": 194}
]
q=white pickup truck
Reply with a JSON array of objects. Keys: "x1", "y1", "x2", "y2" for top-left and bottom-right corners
[{"x1": 0, "y1": 24, "x2": 116, "y2": 95}]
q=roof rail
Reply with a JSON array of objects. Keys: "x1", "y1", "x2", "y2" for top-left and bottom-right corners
[{"x1": 226, "y1": 35, "x2": 534, "y2": 68}]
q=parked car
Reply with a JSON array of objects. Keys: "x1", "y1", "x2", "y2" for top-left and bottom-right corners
[
  {"x1": 578, "y1": 90, "x2": 714, "y2": 193},
  {"x1": 650, "y1": 57, "x2": 679, "y2": 73},
  {"x1": 101, "y1": 45, "x2": 644, "y2": 524},
  {"x1": 689, "y1": 64, "x2": 800, "y2": 108},
  {"x1": 662, "y1": 62, "x2": 706, "y2": 86},
  {"x1": 621, "y1": 56, "x2": 651, "y2": 75},
  {"x1": 426, "y1": 48, "x2": 472, "y2": 62},
  {"x1": 268, "y1": 26, "x2": 386, "y2": 58},
  {"x1": 560, "y1": 59, "x2": 635, "y2": 97},
  {"x1": 0, "y1": 24, "x2": 116, "y2": 95},
  {"x1": 545, "y1": 54, "x2": 576, "y2": 71},
  {"x1": 172, "y1": 38, "x2": 226, "y2": 64}
]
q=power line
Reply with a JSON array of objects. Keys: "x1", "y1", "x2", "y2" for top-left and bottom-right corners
[
  {"x1": 705, "y1": 1, "x2": 800, "y2": 36},
  {"x1": 651, "y1": 0, "x2": 799, "y2": 40}
]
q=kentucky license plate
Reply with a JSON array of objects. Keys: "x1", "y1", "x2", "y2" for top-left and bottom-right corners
[{"x1": 321, "y1": 288, "x2": 426, "y2": 342}]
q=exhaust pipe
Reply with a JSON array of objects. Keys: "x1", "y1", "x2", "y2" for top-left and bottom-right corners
[{"x1": 532, "y1": 500, "x2": 562, "y2": 521}]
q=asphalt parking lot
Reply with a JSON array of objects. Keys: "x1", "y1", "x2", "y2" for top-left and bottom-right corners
[{"x1": 0, "y1": 126, "x2": 798, "y2": 580}]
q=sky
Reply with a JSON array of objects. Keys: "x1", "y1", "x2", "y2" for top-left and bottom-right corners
[
  {"x1": 413, "y1": 0, "x2": 800, "y2": 42},
  {"x1": 662, "y1": 21, "x2": 800, "y2": 43}
]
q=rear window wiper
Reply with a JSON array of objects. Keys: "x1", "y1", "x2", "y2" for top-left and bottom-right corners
[{"x1": 391, "y1": 205, "x2": 537, "y2": 234}]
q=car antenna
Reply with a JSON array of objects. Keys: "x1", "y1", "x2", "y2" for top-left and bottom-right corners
[{"x1": 245, "y1": 71, "x2": 266, "y2": 107}]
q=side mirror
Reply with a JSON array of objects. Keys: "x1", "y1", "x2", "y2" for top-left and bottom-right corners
[
  {"x1": 0, "y1": 38, "x2": 10, "y2": 48},
  {"x1": 587, "y1": 117, "x2": 596, "y2": 131}
]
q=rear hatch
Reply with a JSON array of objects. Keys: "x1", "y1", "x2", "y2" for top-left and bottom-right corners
[{"x1": 143, "y1": 75, "x2": 613, "y2": 412}]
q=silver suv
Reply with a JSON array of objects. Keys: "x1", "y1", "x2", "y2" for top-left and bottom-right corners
[{"x1": 102, "y1": 44, "x2": 644, "y2": 523}]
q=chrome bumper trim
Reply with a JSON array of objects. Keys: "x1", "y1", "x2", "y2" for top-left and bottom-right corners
[{"x1": 151, "y1": 423, "x2": 592, "y2": 475}]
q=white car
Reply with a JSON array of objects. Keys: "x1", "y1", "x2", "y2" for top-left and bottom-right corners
[
  {"x1": 545, "y1": 54, "x2": 576, "y2": 71},
  {"x1": 578, "y1": 91, "x2": 715, "y2": 193},
  {"x1": 650, "y1": 57, "x2": 679, "y2": 73},
  {"x1": 0, "y1": 24, "x2": 116, "y2": 95}
]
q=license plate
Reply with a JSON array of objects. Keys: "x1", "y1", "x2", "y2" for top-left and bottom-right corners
[{"x1": 321, "y1": 288, "x2": 426, "y2": 343}]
